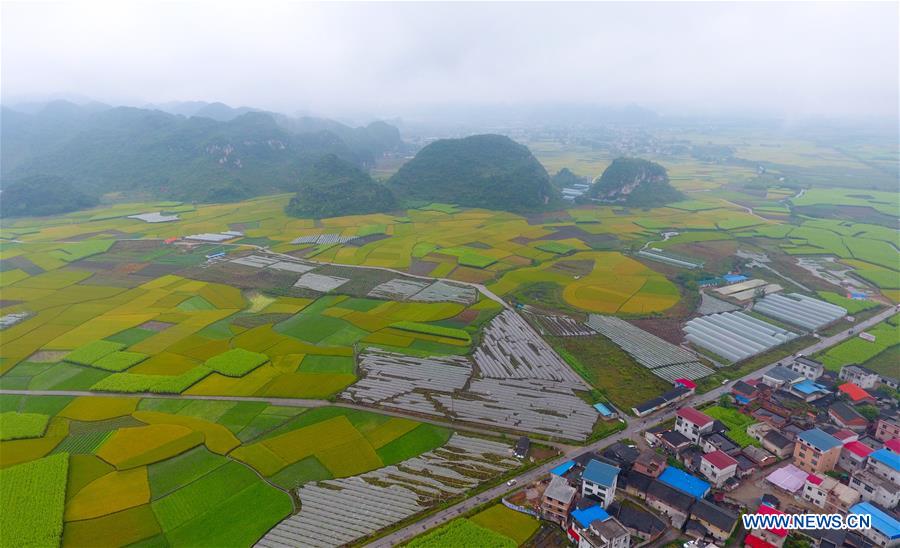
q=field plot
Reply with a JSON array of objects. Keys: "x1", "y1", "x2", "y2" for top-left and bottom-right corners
[
  {"x1": 256, "y1": 435, "x2": 520, "y2": 548},
  {"x1": 703, "y1": 405, "x2": 759, "y2": 448},
  {"x1": 816, "y1": 316, "x2": 899, "y2": 372},
  {"x1": 684, "y1": 311, "x2": 798, "y2": 363},
  {"x1": 490, "y1": 251, "x2": 679, "y2": 315},
  {"x1": 586, "y1": 315, "x2": 714, "y2": 381},
  {"x1": 293, "y1": 272, "x2": 350, "y2": 292},
  {"x1": 527, "y1": 313, "x2": 597, "y2": 336},
  {"x1": 0, "y1": 453, "x2": 68, "y2": 548}
]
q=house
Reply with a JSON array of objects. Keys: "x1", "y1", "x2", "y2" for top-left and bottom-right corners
[
  {"x1": 838, "y1": 382, "x2": 877, "y2": 405},
  {"x1": 831, "y1": 428, "x2": 859, "y2": 443},
  {"x1": 790, "y1": 356, "x2": 824, "y2": 380},
  {"x1": 551, "y1": 460, "x2": 576, "y2": 477},
  {"x1": 570, "y1": 506, "x2": 631, "y2": 548},
  {"x1": 645, "y1": 480, "x2": 695, "y2": 528},
  {"x1": 749, "y1": 504, "x2": 789, "y2": 548},
  {"x1": 742, "y1": 446, "x2": 777, "y2": 468},
  {"x1": 839, "y1": 440, "x2": 874, "y2": 472},
  {"x1": 581, "y1": 459, "x2": 620, "y2": 507},
  {"x1": 644, "y1": 424, "x2": 667, "y2": 447},
  {"x1": 788, "y1": 379, "x2": 830, "y2": 402},
  {"x1": 867, "y1": 448, "x2": 900, "y2": 484},
  {"x1": 602, "y1": 443, "x2": 639, "y2": 469},
  {"x1": 875, "y1": 416, "x2": 900, "y2": 442},
  {"x1": 515, "y1": 436, "x2": 530, "y2": 459},
  {"x1": 887, "y1": 439, "x2": 900, "y2": 453},
  {"x1": 593, "y1": 402, "x2": 617, "y2": 420},
  {"x1": 734, "y1": 453, "x2": 757, "y2": 477},
  {"x1": 620, "y1": 470, "x2": 654, "y2": 500},
  {"x1": 839, "y1": 365, "x2": 881, "y2": 389},
  {"x1": 608, "y1": 502, "x2": 666, "y2": 542},
  {"x1": 829, "y1": 402, "x2": 869, "y2": 431},
  {"x1": 803, "y1": 474, "x2": 860, "y2": 512},
  {"x1": 793, "y1": 428, "x2": 842, "y2": 474},
  {"x1": 850, "y1": 469, "x2": 900, "y2": 509},
  {"x1": 632, "y1": 451, "x2": 666, "y2": 478},
  {"x1": 762, "y1": 430, "x2": 795, "y2": 459},
  {"x1": 701, "y1": 432, "x2": 741, "y2": 456},
  {"x1": 690, "y1": 499, "x2": 739, "y2": 543},
  {"x1": 849, "y1": 502, "x2": 900, "y2": 547},
  {"x1": 732, "y1": 380, "x2": 760, "y2": 404},
  {"x1": 658, "y1": 467, "x2": 710, "y2": 499},
  {"x1": 747, "y1": 422, "x2": 773, "y2": 444},
  {"x1": 700, "y1": 450, "x2": 739, "y2": 487},
  {"x1": 675, "y1": 407, "x2": 715, "y2": 444},
  {"x1": 761, "y1": 366, "x2": 803, "y2": 389},
  {"x1": 542, "y1": 475, "x2": 577, "y2": 525},
  {"x1": 660, "y1": 430, "x2": 691, "y2": 454},
  {"x1": 632, "y1": 385, "x2": 692, "y2": 417}
]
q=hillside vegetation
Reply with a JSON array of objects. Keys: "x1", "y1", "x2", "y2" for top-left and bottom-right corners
[
  {"x1": 388, "y1": 134, "x2": 557, "y2": 212},
  {"x1": 589, "y1": 157, "x2": 684, "y2": 207},
  {"x1": 286, "y1": 154, "x2": 397, "y2": 218},
  {"x1": 0, "y1": 175, "x2": 98, "y2": 217}
]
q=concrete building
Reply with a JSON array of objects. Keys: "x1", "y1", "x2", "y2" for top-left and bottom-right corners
[
  {"x1": 700, "y1": 450, "x2": 738, "y2": 487},
  {"x1": 793, "y1": 428, "x2": 842, "y2": 474},
  {"x1": 761, "y1": 365, "x2": 803, "y2": 389},
  {"x1": 839, "y1": 365, "x2": 881, "y2": 389},
  {"x1": 839, "y1": 440, "x2": 874, "y2": 473},
  {"x1": 542, "y1": 475, "x2": 576, "y2": 525},
  {"x1": 762, "y1": 430, "x2": 795, "y2": 459},
  {"x1": 790, "y1": 357, "x2": 824, "y2": 380},
  {"x1": 645, "y1": 481, "x2": 694, "y2": 528},
  {"x1": 849, "y1": 469, "x2": 900, "y2": 509},
  {"x1": 875, "y1": 416, "x2": 900, "y2": 443},
  {"x1": 570, "y1": 507, "x2": 631, "y2": 548},
  {"x1": 581, "y1": 459, "x2": 620, "y2": 507},
  {"x1": 632, "y1": 451, "x2": 666, "y2": 478},
  {"x1": 689, "y1": 499, "x2": 739, "y2": 543},
  {"x1": 829, "y1": 402, "x2": 869, "y2": 431},
  {"x1": 675, "y1": 407, "x2": 715, "y2": 444},
  {"x1": 748, "y1": 504, "x2": 789, "y2": 548},
  {"x1": 802, "y1": 474, "x2": 860, "y2": 513}
]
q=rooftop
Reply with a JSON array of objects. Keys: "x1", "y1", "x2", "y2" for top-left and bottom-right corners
[
  {"x1": 869, "y1": 448, "x2": 900, "y2": 472},
  {"x1": 795, "y1": 356, "x2": 823, "y2": 369},
  {"x1": 744, "y1": 534, "x2": 777, "y2": 548},
  {"x1": 544, "y1": 474, "x2": 576, "y2": 503},
  {"x1": 843, "y1": 440, "x2": 874, "y2": 458},
  {"x1": 838, "y1": 382, "x2": 874, "y2": 402},
  {"x1": 732, "y1": 380, "x2": 757, "y2": 396},
  {"x1": 766, "y1": 463, "x2": 808, "y2": 493},
  {"x1": 658, "y1": 467, "x2": 710, "y2": 499},
  {"x1": 691, "y1": 498, "x2": 738, "y2": 532},
  {"x1": 757, "y1": 504, "x2": 788, "y2": 537},
  {"x1": 590, "y1": 517, "x2": 629, "y2": 541},
  {"x1": 792, "y1": 379, "x2": 827, "y2": 395},
  {"x1": 660, "y1": 430, "x2": 690, "y2": 447},
  {"x1": 764, "y1": 365, "x2": 803, "y2": 384},
  {"x1": 702, "y1": 450, "x2": 739, "y2": 470},
  {"x1": 612, "y1": 503, "x2": 666, "y2": 535},
  {"x1": 829, "y1": 402, "x2": 867, "y2": 424},
  {"x1": 674, "y1": 378, "x2": 697, "y2": 390},
  {"x1": 550, "y1": 460, "x2": 576, "y2": 477},
  {"x1": 763, "y1": 430, "x2": 793, "y2": 449},
  {"x1": 677, "y1": 407, "x2": 714, "y2": 427},
  {"x1": 798, "y1": 428, "x2": 842, "y2": 452},
  {"x1": 593, "y1": 402, "x2": 614, "y2": 417},
  {"x1": 647, "y1": 479, "x2": 695, "y2": 511},
  {"x1": 572, "y1": 504, "x2": 610, "y2": 528},
  {"x1": 583, "y1": 459, "x2": 620, "y2": 488},
  {"x1": 850, "y1": 502, "x2": 900, "y2": 540},
  {"x1": 886, "y1": 438, "x2": 900, "y2": 453}
]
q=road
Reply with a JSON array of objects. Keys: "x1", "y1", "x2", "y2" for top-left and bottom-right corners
[{"x1": 368, "y1": 305, "x2": 896, "y2": 547}]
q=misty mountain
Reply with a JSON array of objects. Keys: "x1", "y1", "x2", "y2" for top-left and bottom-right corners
[
  {"x1": 0, "y1": 101, "x2": 406, "y2": 207},
  {"x1": 588, "y1": 157, "x2": 684, "y2": 207},
  {"x1": 149, "y1": 101, "x2": 261, "y2": 121},
  {"x1": 387, "y1": 134, "x2": 557, "y2": 212}
]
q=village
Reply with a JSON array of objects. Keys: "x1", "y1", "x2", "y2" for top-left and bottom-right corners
[{"x1": 504, "y1": 359, "x2": 899, "y2": 548}]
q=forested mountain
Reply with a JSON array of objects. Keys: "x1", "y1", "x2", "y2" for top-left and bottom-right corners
[
  {"x1": 0, "y1": 175, "x2": 98, "y2": 217},
  {"x1": 588, "y1": 157, "x2": 684, "y2": 207},
  {"x1": 286, "y1": 154, "x2": 396, "y2": 218},
  {"x1": 550, "y1": 167, "x2": 588, "y2": 189},
  {"x1": 0, "y1": 101, "x2": 406, "y2": 212},
  {"x1": 387, "y1": 134, "x2": 557, "y2": 211}
]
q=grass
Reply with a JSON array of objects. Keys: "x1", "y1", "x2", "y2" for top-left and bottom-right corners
[
  {"x1": 0, "y1": 411, "x2": 49, "y2": 440},
  {"x1": 376, "y1": 424, "x2": 452, "y2": 465},
  {"x1": 204, "y1": 348, "x2": 269, "y2": 377},
  {"x1": 548, "y1": 334, "x2": 671, "y2": 412},
  {"x1": 63, "y1": 340, "x2": 126, "y2": 366},
  {"x1": 816, "y1": 291, "x2": 880, "y2": 314},
  {"x1": 0, "y1": 453, "x2": 69, "y2": 548},
  {"x1": 407, "y1": 518, "x2": 515, "y2": 548},
  {"x1": 702, "y1": 405, "x2": 759, "y2": 447},
  {"x1": 469, "y1": 504, "x2": 540, "y2": 545},
  {"x1": 816, "y1": 318, "x2": 898, "y2": 371}
]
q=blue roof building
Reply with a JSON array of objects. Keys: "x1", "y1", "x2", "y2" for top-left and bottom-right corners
[
  {"x1": 572, "y1": 505, "x2": 610, "y2": 528},
  {"x1": 797, "y1": 428, "x2": 842, "y2": 452},
  {"x1": 658, "y1": 467, "x2": 710, "y2": 499},
  {"x1": 583, "y1": 460, "x2": 619, "y2": 487},
  {"x1": 593, "y1": 402, "x2": 614, "y2": 417},
  {"x1": 550, "y1": 460, "x2": 576, "y2": 477},
  {"x1": 869, "y1": 448, "x2": 900, "y2": 473},
  {"x1": 723, "y1": 274, "x2": 748, "y2": 283},
  {"x1": 850, "y1": 502, "x2": 900, "y2": 541}
]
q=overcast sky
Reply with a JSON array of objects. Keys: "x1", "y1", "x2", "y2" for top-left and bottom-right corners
[{"x1": 2, "y1": 1, "x2": 898, "y2": 121}]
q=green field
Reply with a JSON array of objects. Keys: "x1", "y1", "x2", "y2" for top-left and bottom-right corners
[{"x1": 703, "y1": 405, "x2": 759, "y2": 448}]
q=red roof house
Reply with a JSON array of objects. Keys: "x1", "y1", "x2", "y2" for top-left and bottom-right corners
[
  {"x1": 886, "y1": 439, "x2": 900, "y2": 453},
  {"x1": 703, "y1": 450, "x2": 739, "y2": 470},
  {"x1": 843, "y1": 440, "x2": 874, "y2": 459},
  {"x1": 838, "y1": 383, "x2": 876, "y2": 404},
  {"x1": 745, "y1": 534, "x2": 777, "y2": 548},
  {"x1": 677, "y1": 407, "x2": 714, "y2": 427},
  {"x1": 757, "y1": 504, "x2": 788, "y2": 537}
]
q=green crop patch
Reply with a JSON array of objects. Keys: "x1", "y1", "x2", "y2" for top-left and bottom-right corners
[
  {"x1": 703, "y1": 405, "x2": 759, "y2": 448},
  {"x1": 298, "y1": 355, "x2": 356, "y2": 374},
  {"x1": 0, "y1": 411, "x2": 50, "y2": 440},
  {"x1": 63, "y1": 340, "x2": 127, "y2": 366},
  {"x1": 536, "y1": 241, "x2": 576, "y2": 254},
  {"x1": 0, "y1": 453, "x2": 69, "y2": 548},
  {"x1": 92, "y1": 351, "x2": 150, "y2": 372},
  {"x1": 470, "y1": 504, "x2": 540, "y2": 545},
  {"x1": 204, "y1": 348, "x2": 269, "y2": 377},
  {"x1": 390, "y1": 321, "x2": 472, "y2": 342},
  {"x1": 149, "y1": 447, "x2": 229, "y2": 500},
  {"x1": 408, "y1": 519, "x2": 515, "y2": 548},
  {"x1": 376, "y1": 423, "x2": 451, "y2": 465}
]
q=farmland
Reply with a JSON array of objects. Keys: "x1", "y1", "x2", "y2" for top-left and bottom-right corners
[{"x1": 407, "y1": 504, "x2": 539, "y2": 547}]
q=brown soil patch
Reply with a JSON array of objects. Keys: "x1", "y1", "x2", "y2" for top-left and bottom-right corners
[
  {"x1": 26, "y1": 350, "x2": 68, "y2": 363},
  {"x1": 408, "y1": 260, "x2": 438, "y2": 276},
  {"x1": 113, "y1": 263, "x2": 148, "y2": 275},
  {"x1": 525, "y1": 209, "x2": 573, "y2": 225},
  {"x1": 448, "y1": 266, "x2": 494, "y2": 284},
  {"x1": 140, "y1": 321, "x2": 174, "y2": 332},
  {"x1": 452, "y1": 309, "x2": 479, "y2": 324},
  {"x1": 110, "y1": 240, "x2": 162, "y2": 252},
  {"x1": 627, "y1": 318, "x2": 686, "y2": 345},
  {"x1": 510, "y1": 236, "x2": 532, "y2": 245},
  {"x1": 548, "y1": 259, "x2": 593, "y2": 277},
  {"x1": 666, "y1": 240, "x2": 738, "y2": 273},
  {"x1": 503, "y1": 255, "x2": 533, "y2": 267}
]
